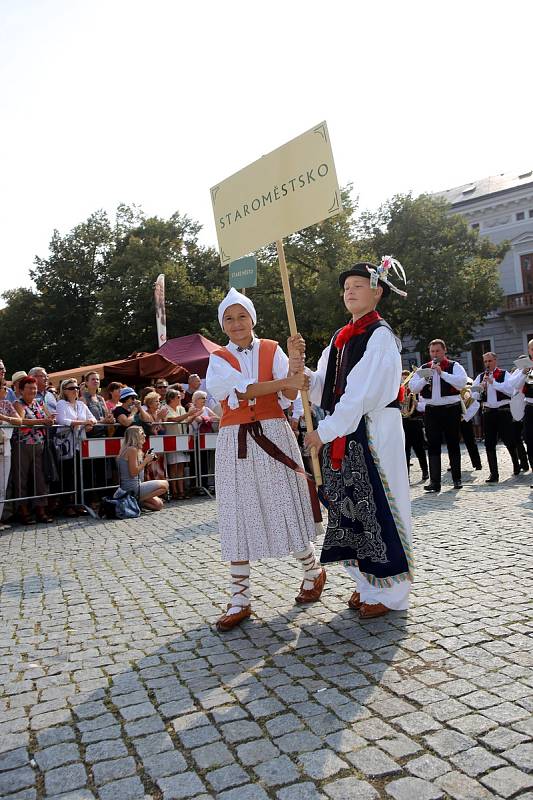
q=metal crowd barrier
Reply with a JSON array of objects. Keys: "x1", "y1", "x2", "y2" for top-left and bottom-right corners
[
  {"x1": 0, "y1": 425, "x2": 219, "y2": 523},
  {"x1": 0, "y1": 424, "x2": 79, "y2": 521}
]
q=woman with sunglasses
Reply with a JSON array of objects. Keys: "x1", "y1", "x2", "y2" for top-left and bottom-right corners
[{"x1": 56, "y1": 378, "x2": 96, "y2": 516}]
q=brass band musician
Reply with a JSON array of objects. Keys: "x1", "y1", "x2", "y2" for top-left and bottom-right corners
[{"x1": 401, "y1": 369, "x2": 428, "y2": 481}]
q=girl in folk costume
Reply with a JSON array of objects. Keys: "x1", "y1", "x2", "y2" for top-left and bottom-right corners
[
  {"x1": 206, "y1": 288, "x2": 325, "y2": 632},
  {"x1": 297, "y1": 259, "x2": 414, "y2": 619}
]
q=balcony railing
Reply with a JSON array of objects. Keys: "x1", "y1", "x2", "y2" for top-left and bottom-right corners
[{"x1": 504, "y1": 292, "x2": 533, "y2": 313}]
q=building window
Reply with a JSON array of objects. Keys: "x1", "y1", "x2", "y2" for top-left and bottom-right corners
[
  {"x1": 529, "y1": 209, "x2": 533, "y2": 218},
  {"x1": 521, "y1": 254, "x2": 533, "y2": 294},
  {"x1": 471, "y1": 222, "x2": 479, "y2": 230},
  {"x1": 516, "y1": 211, "x2": 525, "y2": 221},
  {"x1": 471, "y1": 340, "x2": 492, "y2": 377}
]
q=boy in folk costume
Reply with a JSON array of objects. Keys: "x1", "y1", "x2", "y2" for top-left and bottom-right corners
[
  {"x1": 297, "y1": 259, "x2": 414, "y2": 619},
  {"x1": 206, "y1": 288, "x2": 325, "y2": 632}
]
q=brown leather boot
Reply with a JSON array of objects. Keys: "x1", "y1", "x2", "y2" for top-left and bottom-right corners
[{"x1": 348, "y1": 591, "x2": 362, "y2": 610}]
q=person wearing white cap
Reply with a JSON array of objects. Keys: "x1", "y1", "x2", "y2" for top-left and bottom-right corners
[
  {"x1": 206, "y1": 288, "x2": 325, "y2": 632},
  {"x1": 296, "y1": 258, "x2": 413, "y2": 620}
]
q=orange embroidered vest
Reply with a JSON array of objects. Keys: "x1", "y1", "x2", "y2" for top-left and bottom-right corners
[{"x1": 214, "y1": 339, "x2": 286, "y2": 428}]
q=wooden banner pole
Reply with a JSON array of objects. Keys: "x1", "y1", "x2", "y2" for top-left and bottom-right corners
[{"x1": 276, "y1": 239, "x2": 322, "y2": 487}]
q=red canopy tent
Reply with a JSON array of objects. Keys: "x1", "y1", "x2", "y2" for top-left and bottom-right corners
[
  {"x1": 103, "y1": 352, "x2": 189, "y2": 383},
  {"x1": 158, "y1": 333, "x2": 221, "y2": 378}
]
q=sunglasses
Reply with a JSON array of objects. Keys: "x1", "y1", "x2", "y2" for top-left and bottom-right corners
[{"x1": 65, "y1": 386, "x2": 79, "y2": 391}]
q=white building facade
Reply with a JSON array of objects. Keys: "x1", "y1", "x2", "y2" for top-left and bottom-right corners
[{"x1": 403, "y1": 170, "x2": 533, "y2": 376}]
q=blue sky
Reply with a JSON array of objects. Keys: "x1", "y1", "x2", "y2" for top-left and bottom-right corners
[{"x1": 1, "y1": 0, "x2": 531, "y2": 292}]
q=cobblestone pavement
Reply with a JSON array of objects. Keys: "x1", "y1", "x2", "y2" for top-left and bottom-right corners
[{"x1": 1, "y1": 445, "x2": 532, "y2": 800}]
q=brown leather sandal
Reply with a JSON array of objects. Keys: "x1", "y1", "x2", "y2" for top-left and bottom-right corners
[
  {"x1": 295, "y1": 568, "x2": 327, "y2": 604},
  {"x1": 216, "y1": 605, "x2": 252, "y2": 632}
]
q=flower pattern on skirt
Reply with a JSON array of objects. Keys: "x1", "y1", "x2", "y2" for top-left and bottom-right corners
[{"x1": 215, "y1": 417, "x2": 316, "y2": 562}]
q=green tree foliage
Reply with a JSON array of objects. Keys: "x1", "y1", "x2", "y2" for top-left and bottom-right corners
[
  {"x1": 356, "y1": 194, "x2": 506, "y2": 355},
  {"x1": 0, "y1": 191, "x2": 507, "y2": 374}
]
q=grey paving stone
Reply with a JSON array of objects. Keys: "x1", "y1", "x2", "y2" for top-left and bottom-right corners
[
  {"x1": 503, "y1": 742, "x2": 533, "y2": 772},
  {"x1": 297, "y1": 748, "x2": 348, "y2": 779},
  {"x1": 132, "y1": 732, "x2": 174, "y2": 758},
  {"x1": 406, "y1": 754, "x2": 450, "y2": 780},
  {"x1": 378, "y1": 734, "x2": 422, "y2": 758},
  {"x1": 44, "y1": 763, "x2": 87, "y2": 796},
  {"x1": 206, "y1": 763, "x2": 250, "y2": 791},
  {"x1": 324, "y1": 730, "x2": 367, "y2": 753},
  {"x1": 84, "y1": 740, "x2": 128, "y2": 763},
  {"x1": 0, "y1": 747, "x2": 29, "y2": 771},
  {"x1": 393, "y1": 712, "x2": 442, "y2": 735},
  {"x1": 34, "y1": 742, "x2": 80, "y2": 771},
  {"x1": 237, "y1": 739, "x2": 280, "y2": 766},
  {"x1": 92, "y1": 756, "x2": 137, "y2": 786},
  {"x1": 436, "y1": 770, "x2": 494, "y2": 799},
  {"x1": 44, "y1": 791, "x2": 95, "y2": 800},
  {"x1": 178, "y1": 724, "x2": 220, "y2": 749},
  {"x1": 191, "y1": 741, "x2": 234, "y2": 769},
  {"x1": 217, "y1": 785, "x2": 269, "y2": 800},
  {"x1": 277, "y1": 783, "x2": 326, "y2": 800},
  {"x1": 5, "y1": 791, "x2": 37, "y2": 800},
  {"x1": 480, "y1": 765, "x2": 533, "y2": 797},
  {"x1": 424, "y1": 730, "x2": 476, "y2": 757},
  {"x1": 275, "y1": 731, "x2": 322, "y2": 754},
  {"x1": 450, "y1": 745, "x2": 505, "y2": 777},
  {"x1": 211, "y1": 706, "x2": 248, "y2": 724},
  {"x1": 220, "y1": 720, "x2": 262, "y2": 743},
  {"x1": 97, "y1": 776, "x2": 146, "y2": 800},
  {"x1": 0, "y1": 766, "x2": 35, "y2": 795},
  {"x1": 124, "y1": 715, "x2": 164, "y2": 738},
  {"x1": 347, "y1": 746, "x2": 402, "y2": 777},
  {"x1": 246, "y1": 698, "x2": 285, "y2": 718},
  {"x1": 385, "y1": 777, "x2": 444, "y2": 800},
  {"x1": 254, "y1": 754, "x2": 300, "y2": 786},
  {"x1": 81, "y1": 725, "x2": 122, "y2": 745},
  {"x1": 265, "y1": 714, "x2": 303, "y2": 737},
  {"x1": 157, "y1": 771, "x2": 206, "y2": 799},
  {"x1": 323, "y1": 776, "x2": 379, "y2": 799},
  {"x1": 36, "y1": 727, "x2": 76, "y2": 748}
]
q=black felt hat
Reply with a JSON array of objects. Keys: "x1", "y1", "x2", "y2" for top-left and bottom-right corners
[{"x1": 338, "y1": 263, "x2": 391, "y2": 297}]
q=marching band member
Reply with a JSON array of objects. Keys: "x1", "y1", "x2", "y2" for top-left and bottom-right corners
[
  {"x1": 409, "y1": 339, "x2": 467, "y2": 492},
  {"x1": 296, "y1": 258, "x2": 413, "y2": 620},
  {"x1": 509, "y1": 339, "x2": 533, "y2": 486},
  {"x1": 401, "y1": 370, "x2": 429, "y2": 481},
  {"x1": 471, "y1": 352, "x2": 521, "y2": 482},
  {"x1": 206, "y1": 288, "x2": 325, "y2": 633}
]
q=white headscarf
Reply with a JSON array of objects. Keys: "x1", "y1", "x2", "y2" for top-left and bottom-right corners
[{"x1": 218, "y1": 287, "x2": 257, "y2": 330}]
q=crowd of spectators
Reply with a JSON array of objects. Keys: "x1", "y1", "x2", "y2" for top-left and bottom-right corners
[{"x1": 0, "y1": 358, "x2": 222, "y2": 528}]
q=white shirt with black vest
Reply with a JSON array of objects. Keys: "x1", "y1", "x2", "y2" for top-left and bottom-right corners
[
  {"x1": 471, "y1": 370, "x2": 514, "y2": 409},
  {"x1": 409, "y1": 361, "x2": 467, "y2": 406}
]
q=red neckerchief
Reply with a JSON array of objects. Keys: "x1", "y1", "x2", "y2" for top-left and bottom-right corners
[
  {"x1": 438, "y1": 356, "x2": 450, "y2": 370},
  {"x1": 493, "y1": 368, "x2": 502, "y2": 380},
  {"x1": 334, "y1": 311, "x2": 381, "y2": 350}
]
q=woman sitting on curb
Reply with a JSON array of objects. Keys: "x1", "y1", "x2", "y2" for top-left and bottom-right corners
[{"x1": 116, "y1": 426, "x2": 168, "y2": 511}]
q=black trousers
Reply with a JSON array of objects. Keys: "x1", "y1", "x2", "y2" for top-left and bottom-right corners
[
  {"x1": 403, "y1": 417, "x2": 428, "y2": 476},
  {"x1": 425, "y1": 403, "x2": 462, "y2": 485},
  {"x1": 483, "y1": 407, "x2": 519, "y2": 476},
  {"x1": 522, "y1": 404, "x2": 533, "y2": 470},
  {"x1": 460, "y1": 420, "x2": 482, "y2": 468},
  {"x1": 513, "y1": 419, "x2": 530, "y2": 470}
]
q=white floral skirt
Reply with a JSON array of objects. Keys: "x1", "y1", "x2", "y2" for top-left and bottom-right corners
[{"x1": 215, "y1": 417, "x2": 317, "y2": 562}]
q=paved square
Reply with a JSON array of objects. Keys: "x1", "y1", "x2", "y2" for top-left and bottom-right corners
[{"x1": 1, "y1": 447, "x2": 531, "y2": 798}]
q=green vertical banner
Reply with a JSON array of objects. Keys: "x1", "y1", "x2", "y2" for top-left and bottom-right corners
[{"x1": 229, "y1": 255, "x2": 257, "y2": 289}]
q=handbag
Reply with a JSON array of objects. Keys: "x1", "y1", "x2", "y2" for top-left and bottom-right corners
[
  {"x1": 100, "y1": 489, "x2": 141, "y2": 519},
  {"x1": 43, "y1": 432, "x2": 60, "y2": 484}
]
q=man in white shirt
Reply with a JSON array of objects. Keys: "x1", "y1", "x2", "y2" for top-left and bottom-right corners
[
  {"x1": 471, "y1": 352, "x2": 521, "y2": 482},
  {"x1": 409, "y1": 339, "x2": 467, "y2": 492}
]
